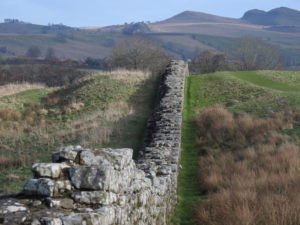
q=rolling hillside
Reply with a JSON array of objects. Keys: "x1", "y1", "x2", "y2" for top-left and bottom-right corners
[{"x1": 0, "y1": 7, "x2": 299, "y2": 67}]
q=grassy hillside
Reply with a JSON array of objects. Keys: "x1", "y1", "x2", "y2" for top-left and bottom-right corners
[
  {"x1": 0, "y1": 31, "x2": 121, "y2": 60},
  {"x1": 0, "y1": 69, "x2": 159, "y2": 194},
  {"x1": 0, "y1": 8, "x2": 299, "y2": 68},
  {"x1": 176, "y1": 70, "x2": 300, "y2": 225}
]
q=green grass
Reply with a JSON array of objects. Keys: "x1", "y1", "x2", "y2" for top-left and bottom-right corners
[
  {"x1": 0, "y1": 71, "x2": 159, "y2": 195},
  {"x1": 0, "y1": 88, "x2": 52, "y2": 111},
  {"x1": 173, "y1": 77, "x2": 202, "y2": 225},
  {"x1": 231, "y1": 71, "x2": 300, "y2": 92},
  {"x1": 0, "y1": 168, "x2": 32, "y2": 194},
  {"x1": 176, "y1": 70, "x2": 300, "y2": 224}
]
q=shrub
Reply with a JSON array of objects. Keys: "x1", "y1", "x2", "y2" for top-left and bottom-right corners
[
  {"x1": 0, "y1": 109, "x2": 21, "y2": 121},
  {"x1": 196, "y1": 105, "x2": 300, "y2": 225},
  {"x1": 196, "y1": 104, "x2": 286, "y2": 153}
]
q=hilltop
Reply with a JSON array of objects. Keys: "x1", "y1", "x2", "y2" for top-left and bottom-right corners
[
  {"x1": 160, "y1": 10, "x2": 239, "y2": 24},
  {"x1": 242, "y1": 7, "x2": 300, "y2": 26}
]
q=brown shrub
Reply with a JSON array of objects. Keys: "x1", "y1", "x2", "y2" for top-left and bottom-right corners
[
  {"x1": 196, "y1": 105, "x2": 300, "y2": 225},
  {"x1": 196, "y1": 104, "x2": 287, "y2": 153},
  {"x1": 0, "y1": 109, "x2": 21, "y2": 121},
  {"x1": 0, "y1": 156, "x2": 23, "y2": 170}
]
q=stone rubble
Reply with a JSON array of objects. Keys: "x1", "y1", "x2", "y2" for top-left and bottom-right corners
[{"x1": 0, "y1": 60, "x2": 188, "y2": 225}]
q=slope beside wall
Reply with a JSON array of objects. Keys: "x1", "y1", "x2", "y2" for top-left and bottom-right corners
[{"x1": 0, "y1": 60, "x2": 188, "y2": 225}]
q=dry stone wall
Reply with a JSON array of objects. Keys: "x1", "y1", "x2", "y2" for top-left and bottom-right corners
[{"x1": 0, "y1": 60, "x2": 188, "y2": 225}]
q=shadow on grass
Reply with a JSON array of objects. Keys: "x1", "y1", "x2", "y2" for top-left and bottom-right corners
[{"x1": 102, "y1": 74, "x2": 161, "y2": 158}]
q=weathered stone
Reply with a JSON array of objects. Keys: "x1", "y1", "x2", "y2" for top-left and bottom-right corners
[
  {"x1": 46, "y1": 198, "x2": 74, "y2": 209},
  {"x1": 71, "y1": 191, "x2": 117, "y2": 205},
  {"x1": 23, "y1": 178, "x2": 56, "y2": 197},
  {"x1": 101, "y1": 148, "x2": 133, "y2": 170},
  {"x1": 32, "y1": 200, "x2": 42, "y2": 207},
  {"x1": 68, "y1": 166, "x2": 117, "y2": 191},
  {"x1": 54, "y1": 180, "x2": 72, "y2": 194},
  {"x1": 41, "y1": 217, "x2": 63, "y2": 225},
  {"x1": 0, "y1": 203, "x2": 27, "y2": 214},
  {"x1": 31, "y1": 219, "x2": 41, "y2": 225},
  {"x1": 52, "y1": 145, "x2": 83, "y2": 162},
  {"x1": 79, "y1": 150, "x2": 110, "y2": 167},
  {"x1": 61, "y1": 214, "x2": 84, "y2": 225},
  {"x1": 93, "y1": 207, "x2": 115, "y2": 225},
  {"x1": 32, "y1": 163, "x2": 69, "y2": 178}
]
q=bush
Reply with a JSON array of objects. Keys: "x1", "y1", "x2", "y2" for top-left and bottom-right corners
[
  {"x1": 196, "y1": 105, "x2": 300, "y2": 225},
  {"x1": 0, "y1": 64, "x2": 85, "y2": 87},
  {"x1": 196, "y1": 104, "x2": 286, "y2": 152}
]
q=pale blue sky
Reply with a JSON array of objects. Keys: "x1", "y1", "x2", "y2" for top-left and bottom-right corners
[{"x1": 0, "y1": 0, "x2": 299, "y2": 27}]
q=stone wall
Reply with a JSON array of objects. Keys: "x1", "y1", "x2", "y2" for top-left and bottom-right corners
[{"x1": 0, "y1": 60, "x2": 188, "y2": 225}]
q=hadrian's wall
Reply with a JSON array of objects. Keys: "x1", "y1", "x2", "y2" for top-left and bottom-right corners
[{"x1": 0, "y1": 60, "x2": 188, "y2": 225}]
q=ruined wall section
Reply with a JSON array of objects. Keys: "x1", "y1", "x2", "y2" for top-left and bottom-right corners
[{"x1": 0, "y1": 60, "x2": 188, "y2": 225}]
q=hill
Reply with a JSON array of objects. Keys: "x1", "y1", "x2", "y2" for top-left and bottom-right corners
[
  {"x1": 0, "y1": 7, "x2": 299, "y2": 68},
  {"x1": 161, "y1": 10, "x2": 239, "y2": 23},
  {"x1": 242, "y1": 7, "x2": 300, "y2": 26}
]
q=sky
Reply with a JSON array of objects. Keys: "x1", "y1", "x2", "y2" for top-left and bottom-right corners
[{"x1": 0, "y1": 0, "x2": 299, "y2": 27}]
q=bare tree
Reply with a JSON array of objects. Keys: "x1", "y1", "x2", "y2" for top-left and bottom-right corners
[
  {"x1": 45, "y1": 47, "x2": 56, "y2": 60},
  {"x1": 235, "y1": 37, "x2": 281, "y2": 70},
  {"x1": 110, "y1": 36, "x2": 170, "y2": 73},
  {"x1": 26, "y1": 46, "x2": 41, "y2": 58},
  {"x1": 190, "y1": 50, "x2": 226, "y2": 74}
]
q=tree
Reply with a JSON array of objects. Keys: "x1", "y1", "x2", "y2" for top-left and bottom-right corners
[
  {"x1": 85, "y1": 57, "x2": 105, "y2": 69},
  {"x1": 55, "y1": 32, "x2": 67, "y2": 43},
  {"x1": 45, "y1": 47, "x2": 56, "y2": 60},
  {"x1": 26, "y1": 46, "x2": 41, "y2": 58},
  {"x1": 234, "y1": 37, "x2": 281, "y2": 70},
  {"x1": 110, "y1": 36, "x2": 170, "y2": 73},
  {"x1": 190, "y1": 50, "x2": 226, "y2": 74}
]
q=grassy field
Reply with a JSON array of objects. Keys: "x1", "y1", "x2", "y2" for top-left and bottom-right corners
[
  {"x1": 0, "y1": 69, "x2": 159, "y2": 194},
  {"x1": 176, "y1": 70, "x2": 300, "y2": 225}
]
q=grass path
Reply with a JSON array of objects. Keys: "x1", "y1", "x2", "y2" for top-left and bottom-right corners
[
  {"x1": 174, "y1": 77, "x2": 202, "y2": 225},
  {"x1": 232, "y1": 71, "x2": 300, "y2": 92}
]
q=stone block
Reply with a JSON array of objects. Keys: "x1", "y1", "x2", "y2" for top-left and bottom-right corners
[
  {"x1": 32, "y1": 163, "x2": 69, "y2": 178},
  {"x1": 52, "y1": 145, "x2": 83, "y2": 162},
  {"x1": 68, "y1": 166, "x2": 116, "y2": 191},
  {"x1": 71, "y1": 191, "x2": 117, "y2": 205},
  {"x1": 23, "y1": 178, "x2": 55, "y2": 197}
]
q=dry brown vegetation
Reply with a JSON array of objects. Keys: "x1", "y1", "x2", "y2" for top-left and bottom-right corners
[
  {"x1": 0, "y1": 83, "x2": 46, "y2": 97},
  {"x1": 196, "y1": 105, "x2": 300, "y2": 225},
  {"x1": 103, "y1": 69, "x2": 152, "y2": 84},
  {"x1": 58, "y1": 101, "x2": 133, "y2": 147}
]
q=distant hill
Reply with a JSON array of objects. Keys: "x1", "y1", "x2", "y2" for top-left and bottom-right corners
[
  {"x1": 242, "y1": 7, "x2": 300, "y2": 26},
  {"x1": 0, "y1": 7, "x2": 299, "y2": 68},
  {"x1": 0, "y1": 21, "x2": 75, "y2": 34},
  {"x1": 161, "y1": 10, "x2": 239, "y2": 24}
]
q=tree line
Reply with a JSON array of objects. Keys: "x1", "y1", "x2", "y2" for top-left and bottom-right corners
[{"x1": 11, "y1": 35, "x2": 285, "y2": 74}]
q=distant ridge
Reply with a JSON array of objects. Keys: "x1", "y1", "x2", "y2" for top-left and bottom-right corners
[
  {"x1": 242, "y1": 7, "x2": 300, "y2": 26},
  {"x1": 160, "y1": 10, "x2": 240, "y2": 24}
]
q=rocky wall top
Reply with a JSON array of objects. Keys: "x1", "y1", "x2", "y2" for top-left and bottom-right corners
[{"x1": 0, "y1": 60, "x2": 188, "y2": 225}]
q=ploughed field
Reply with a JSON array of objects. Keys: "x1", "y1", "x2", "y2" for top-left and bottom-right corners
[
  {"x1": 0, "y1": 68, "x2": 159, "y2": 194},
  {"x1": 177, "y1": 70, "x2": 300, "y2": 225}
]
